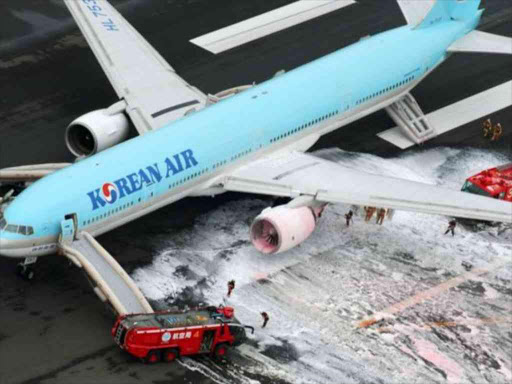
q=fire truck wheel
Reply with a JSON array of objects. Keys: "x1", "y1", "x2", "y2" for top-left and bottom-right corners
[
  {"x1": 163, "y1": 348, "x2": 179, "y2": 363},
  {"x1": 144, "y1": 350, "x2": 161, "y2": 364},
  {"x1": 213, "y1": 343, "x2": 230, "y2": 359}
]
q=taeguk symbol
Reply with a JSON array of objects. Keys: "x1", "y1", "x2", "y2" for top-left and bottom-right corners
[{"x1": 102, "y1": 182, "x2": 119, "y2": 204}]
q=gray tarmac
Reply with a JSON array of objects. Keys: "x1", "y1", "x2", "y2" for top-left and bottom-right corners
[{"x1": 0, "y1": 1, "x2": 511, "y2": 383}]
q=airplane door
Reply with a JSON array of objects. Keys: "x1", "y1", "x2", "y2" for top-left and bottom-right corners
[{"x1": 64, "y1": 213, "x2": 78, "y2": 239}]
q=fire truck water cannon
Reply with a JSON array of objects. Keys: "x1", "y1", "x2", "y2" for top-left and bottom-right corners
[
  {"x1": 250, "y1": 203, "x2": 326, "y2": 254},
  {"x1": 112, "y1": 306, "x2": 254, "y2": 364}
]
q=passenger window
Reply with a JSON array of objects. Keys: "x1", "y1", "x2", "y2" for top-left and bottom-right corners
[
  {"x1": 18, "y1": 226, "x2": 27, "y2": 235},
  {"x1": 6, "y1": 224, "x2": 17, "y2": 233},
  {"x1": 27, "y1": 227, "x2": 34, "y2": 236}
]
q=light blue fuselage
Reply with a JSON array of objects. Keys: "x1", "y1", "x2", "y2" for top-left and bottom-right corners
[{"x1": 0, "y1": 20, "x2": 475, "y2": 257}]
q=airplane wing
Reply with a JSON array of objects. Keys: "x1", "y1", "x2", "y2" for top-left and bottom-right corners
[
  {"x1": 220, "y1": 150, "x2": 512, "y2": 223},
  {"x1": 64, "y1": 0, "x2": 207, "y2": 135},
  {"x1": 396, "y1": 0, "x2": 435, "y2": 26},
  {"x1": 0, "y1": 163, "x2": 71, "y2": 183}
]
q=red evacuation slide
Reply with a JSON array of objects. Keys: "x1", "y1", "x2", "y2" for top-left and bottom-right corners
[
  {"x1": 112, "y1": 306, "x2": 254, "y2": 364},
  {"x1": 461, "y1": 163, "x2": 512, "y2": 202}
]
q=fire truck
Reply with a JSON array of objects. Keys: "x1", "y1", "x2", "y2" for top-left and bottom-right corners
[
  {"x1": 461, "y1": 163, "x2": 512, "y2": 202},
  {"x1": 112, "y1": 305, "x2": 254, "y2": 363}
]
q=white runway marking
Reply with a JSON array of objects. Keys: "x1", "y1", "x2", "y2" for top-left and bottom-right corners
[
  {"x1": 190, "y1": 0, "x2": 356, "y2": 54},
  {"x1": 378, "y1": 80, "x2": 512, "y2": 149}
]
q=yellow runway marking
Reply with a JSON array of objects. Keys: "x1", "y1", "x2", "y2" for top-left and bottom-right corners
[
  {"x1": 376, "y1": 316, "x2": 512, "y2": 333},
  {"x1": 357, "y1": 261, "x2": 509, "y2": 329}
]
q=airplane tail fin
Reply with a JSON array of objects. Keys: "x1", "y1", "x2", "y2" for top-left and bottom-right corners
[{"x1": 416, "y1": 0, "x2": 482, "y2": 29}]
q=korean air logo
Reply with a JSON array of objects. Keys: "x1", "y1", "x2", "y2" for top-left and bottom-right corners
[{"x1": 102, "y1": 183, "x2": 118, "y2": 204}]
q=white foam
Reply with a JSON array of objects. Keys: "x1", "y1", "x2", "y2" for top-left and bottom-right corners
[{"x1": 132, "y1": 147, "x2": 512, "y2": 384}]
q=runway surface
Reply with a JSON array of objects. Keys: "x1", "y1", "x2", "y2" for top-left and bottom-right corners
[{"x1": 0, "y1": 1, "x2": 511, "y2": 383}]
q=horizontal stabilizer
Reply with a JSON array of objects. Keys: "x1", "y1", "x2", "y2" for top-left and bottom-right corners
[
  {"x1": 191, "y1": 0, "x2": 355, "y2": 54},
  {"x1": 448, "y1": 30, "x2": 512, "y2": 55},
  {"x1": 378, "y1": 81, "x2": 512, "y2": 149}
]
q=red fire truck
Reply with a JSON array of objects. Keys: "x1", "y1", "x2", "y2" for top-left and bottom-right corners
[
  {"x1": 112, "y1": 305, "x2": 254, "y2": 363},
  {"x1": 461, "y1": 163, "x2": 512, "y2": 202}
]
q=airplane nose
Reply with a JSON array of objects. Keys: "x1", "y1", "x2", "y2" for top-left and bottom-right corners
[
  {"x1": 0, "y1": 233, "x2": 17, "y2": 258},
  {"x1": 0, "y1": 234, "x2": 7, "y2": 255}
]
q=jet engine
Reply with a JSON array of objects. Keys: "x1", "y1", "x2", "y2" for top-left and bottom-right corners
[
  {"x1": 65, "y1": 109, "x2": 130, "y2": 157},
  {"x1": 250, "y1": 206, "x2": 320, "y2": 254}
]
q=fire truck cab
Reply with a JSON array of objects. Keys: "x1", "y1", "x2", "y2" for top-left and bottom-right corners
[
  {"x1": 112, "y1": 306, "x2": 253, "y2": 363},
  {"x1": 461, "y1": 163, "x2": 512, "y2": 202}
]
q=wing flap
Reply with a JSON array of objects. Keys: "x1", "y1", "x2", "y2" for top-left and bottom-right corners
[
  {"x1": 223, "y1": 151, "x2": 512, "y2": 223},
  {"x1": 448, "y1": 30, "x2": 512, "y2": 55},
  {"x1": 64, "y1": 0, "x2": 206, "y2": 134}
]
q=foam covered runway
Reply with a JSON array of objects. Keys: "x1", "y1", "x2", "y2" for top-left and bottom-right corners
[{"x1": 133, "y1": 148, "x2": 512, "y2": 384}]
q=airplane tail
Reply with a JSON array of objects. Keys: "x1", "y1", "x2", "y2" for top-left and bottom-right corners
[
  {"x1": 408, "y1": 0, "x2": 511, "y2": 56},
  {"x1": 417, "y1": 0, "x2": 482, "y2": 29}
]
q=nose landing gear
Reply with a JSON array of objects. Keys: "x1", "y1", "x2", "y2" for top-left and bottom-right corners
[{"x1": 16, "y1": 257, "x2": 37, "y2": 281}]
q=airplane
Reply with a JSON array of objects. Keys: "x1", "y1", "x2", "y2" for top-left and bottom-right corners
[{"x1": 1, "y1": 0, "x2": 511, "y2": 283}]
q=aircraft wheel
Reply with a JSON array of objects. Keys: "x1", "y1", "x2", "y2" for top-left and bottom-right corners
[
  {"x1": 163, "y1": 348, "x2": 179, "y2": 363},
  {"x1": 15, "y1": 263, "x2": 25, "y2": 277},
  {"x1": 24, "y1": 268, "x2": 35, "y2": 281},
  {"x1": 16, "y1": 264, "x2": 34, "y2": 281},
  {"x1": 144, "y1": 350, "x2": 161, "y2": 364}
]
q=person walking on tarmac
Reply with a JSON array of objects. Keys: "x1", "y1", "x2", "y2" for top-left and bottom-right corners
[
  {"x1": 444, "y1": 219, "x2": 457, "y2": 236},
  {"x1": 344, "y1": 210, "x2": 354, "y2": 227},
  {"x1": 483, "y1": 118, "x2": 492, "y2": 138},
  {"x1": 491, "y1": 123, "x2": 503, "y2": 141},
  {"x1": 364, "y1": 206, "x2": 376, "y2": 222},
  {"x1": 227, "y1": 280, "x2": 235, "y2": 297},
  {"x1": 261, "y1": 312, "x2": 269, "y2": 328},
  {"x1": 376, "y1": 208, "x2": 386, "y2": 225}
]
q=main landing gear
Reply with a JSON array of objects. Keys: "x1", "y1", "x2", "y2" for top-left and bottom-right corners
[{"x1": 16, "y1": 257, "x2": 37, "y2": 281}]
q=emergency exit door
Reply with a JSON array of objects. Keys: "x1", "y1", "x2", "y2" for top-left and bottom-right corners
[{"x1": 64, "y1": 213, "x2": 78, "y2": 240}]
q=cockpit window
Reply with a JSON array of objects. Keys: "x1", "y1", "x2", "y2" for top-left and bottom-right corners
[{"x1": 0, "y1": 218, "x2": 34, "y2": 235}]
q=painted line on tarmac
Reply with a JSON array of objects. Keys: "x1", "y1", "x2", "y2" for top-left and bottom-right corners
[{"x1": 357, "y1": 261, "x2": 509, "y2": 329}]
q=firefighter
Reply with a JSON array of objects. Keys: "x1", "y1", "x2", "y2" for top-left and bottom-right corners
[
  {"x1": 491, "y1": 123, "x2": 503, "y2": 141},
  {"x1": 444, "y1": 219, "x2": 456, "y2": 236},
  {"x1": 364, "y1": 206, "x2": 376, "y2": 222},
  {"x1": 376, "y1": 208, "x2": 386, "y2": 225},
  {"x1": 344, "y1": 210, "x2": 354, "y2": 227},
  {"x1": 261, "y1": 312, "x2": 269, "y2": 328},
  {"x1": 227, "y1": 280, "x2": 235, "y2": 297},
  {"x1": 483, "y1": 118, "x2": 492, "y2": 138}
]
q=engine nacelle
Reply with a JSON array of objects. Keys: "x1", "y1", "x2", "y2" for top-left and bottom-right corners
[
  {"x1": 65, "y1": 109, "x2": 130, "y2": 157},
  {"x1": 250, "y1": 206, "x2": 318, "y2": 255}
]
